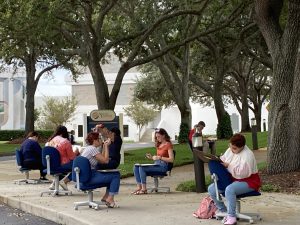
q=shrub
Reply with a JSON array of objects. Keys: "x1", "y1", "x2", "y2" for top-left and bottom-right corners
[
  {"x1": 178, "y1": 122, "x2": 189, "y2": 143},
  {"x1": 216, "y1": 112, "x2": 233, "y2": 139},
  {"x1": 0, "y1": 130, "x2": 53, "y2": 142}
]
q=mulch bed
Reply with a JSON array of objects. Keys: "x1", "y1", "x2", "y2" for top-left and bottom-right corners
[{"x1": 259, "y1": 169, "x2": 300, "y2": 195}]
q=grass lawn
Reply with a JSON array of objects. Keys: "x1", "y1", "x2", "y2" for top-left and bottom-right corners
[
  {"x1": 0, "y1": 142, "x2": 20, "y2": 156},
  {"x1": 0, "y1": 132, "x2": 268, "y2": 178}
]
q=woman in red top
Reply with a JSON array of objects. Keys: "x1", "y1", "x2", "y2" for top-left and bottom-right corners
[
  {"x1": 131, "y1": 128, "x2": 174, "y2": 195},
  {"x1": 47, "y1": 125, "x2": 76, "y2": 190}
]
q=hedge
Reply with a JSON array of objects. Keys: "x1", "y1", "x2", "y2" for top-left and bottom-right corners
[{"x1": 0, "y1": 130, "x2": 53, "y2": 141}]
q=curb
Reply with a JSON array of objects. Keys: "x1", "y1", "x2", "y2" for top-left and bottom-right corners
[{"x1": 0, "y1": 195, "x2": 89, "y2": 225}]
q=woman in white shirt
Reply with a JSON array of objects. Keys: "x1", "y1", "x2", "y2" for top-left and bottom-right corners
[{"x1": 207, "y1": 133, "x2": 261, "y2": 225}]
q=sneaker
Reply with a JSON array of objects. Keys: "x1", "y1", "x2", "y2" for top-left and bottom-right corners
[
  {"x1": 215, "y1": 210, "x2": 227, "y2": 218},
  {"x1": 59, "y1": 181, "x2": 68, "y2": 191},
  {"x1": 49, "y1": 181, "x2": 55, "y2": 190},
  {"x1": 223, "y1": 216, "x2": 237, "y2": 225}
]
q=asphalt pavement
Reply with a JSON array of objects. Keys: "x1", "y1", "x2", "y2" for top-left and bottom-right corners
[{"x1": 0, "y1": 203, "x2": 59, "y2": 225}]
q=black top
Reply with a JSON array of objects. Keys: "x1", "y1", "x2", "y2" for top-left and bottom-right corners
[
  {"x1": 97, "y1": 135, "x2": 123, "y2": 170},
  {"x1": 109, "y1": 135, "x2": 123, "y2": 164}
]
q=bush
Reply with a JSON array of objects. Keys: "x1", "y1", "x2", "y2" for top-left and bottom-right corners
[
  {"x1": 0, "y1": 130, "x2": 53, "y2": 142},
  {"x1": 176, "y1": 176, "x2": 212, "y2": 192},
  {"x1": 216, "y1": 112, "x2": 233, "y2": 139},
  {"x1": 261, "y1": 184, "x2": 280, "y2": 192},
  {"x1": 178, "y1": 122, "x2": 189, "y2": 143}
]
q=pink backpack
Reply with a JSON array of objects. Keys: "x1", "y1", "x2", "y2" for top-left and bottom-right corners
[{"x1": 193, "y1": 196, "x2": 217, "y2": 219}]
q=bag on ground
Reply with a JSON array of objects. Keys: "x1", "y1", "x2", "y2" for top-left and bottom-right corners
[{"x1": 193, "y1": 196, "x2": 217, "y2": 219}]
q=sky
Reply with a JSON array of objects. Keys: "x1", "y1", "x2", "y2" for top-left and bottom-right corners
[{"x1": 36, "y1": 69, "x2": 71, "y2": 97}]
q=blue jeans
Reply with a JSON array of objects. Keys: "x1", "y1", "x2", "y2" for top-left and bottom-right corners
[
  {"x1": 60, "y1": 160, "x2": 73, "y2": 180},
  {"x1": 88, "y1": 171, "x2": 120, "y2": 195},
  {"x1": 134, "y1": 160, "x2": 168, "y2": 184},
  {"x1": 208, "y1": 161, "x2": 254, "y2": 217}
]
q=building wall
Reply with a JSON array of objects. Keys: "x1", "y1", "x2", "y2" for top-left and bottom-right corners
[
  {"x1": 0, "y1": 69, "x2": 26, "y2": 130},
  {"x1": 73, "y1": 83, "x2": 135, "y2": 106}
]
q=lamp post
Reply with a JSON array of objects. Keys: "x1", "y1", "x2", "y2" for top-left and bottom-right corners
[
  {"x1": 251, "y1": 118, "x2": 258, "y2": 150},
  {"x1": 192, "y1": 127, "x2": 206, "y2": 193}
]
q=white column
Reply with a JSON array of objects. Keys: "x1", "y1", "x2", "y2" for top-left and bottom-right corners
[
  {"x1": 83, "y1": 113, "x2": 87, "y2": 145},
  {"x1": 6, "y1": 79, "x2": 15, "y2": 129}
]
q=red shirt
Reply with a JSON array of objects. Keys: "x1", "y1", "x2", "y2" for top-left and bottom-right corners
[
  {"x1": 49, "y1": 136, "x2": 75, "y2": 164},
  {"x1": 156, "y1": 142, "x2": 172, "y2": 158},
  {"x1": 188, "y1": 129, "x2": 195, "y2": 142},
  {"x1": 232, "y1": 173, "x2": 261, "y2": 191}
]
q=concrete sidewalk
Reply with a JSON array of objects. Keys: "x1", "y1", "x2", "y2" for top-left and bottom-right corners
[{"x1": 0, "y1": 149, "x2": 300, "y2": 225}]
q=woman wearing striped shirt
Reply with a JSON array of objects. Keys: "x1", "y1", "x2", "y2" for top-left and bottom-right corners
[{"x1": 81, "y1": 132, "x2": 120, "y2": 208}]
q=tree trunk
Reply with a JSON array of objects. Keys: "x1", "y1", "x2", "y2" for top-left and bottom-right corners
[
  {"x1": 255, "y1": 0, "x2": 300, "y2": 173},
  {"x1": 109, "y1": 64, "x2": 129, "y2": 109},
  {"x1": 214, "y1": 58, "x2": 227, "y2": 123},
  {"x1": 240, "y1": 91, "x2": 251, "y2": 132},
  {"x1": 88, "y1": 53, "x2": 110, "y2": 109},
  {"x1": 253, "y1": 104, "x2": 262, "y2": 132},
  {"x1": 24, "y1": 57, "x2": 37, "y2": 135}
]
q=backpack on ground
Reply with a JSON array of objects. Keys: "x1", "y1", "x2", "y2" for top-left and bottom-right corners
[{"x1": 192, "y1": 196, "x2": 217, "y2": 219}]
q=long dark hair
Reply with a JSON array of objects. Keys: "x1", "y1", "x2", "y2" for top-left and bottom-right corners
[
  {"x1": 154, "y1": 128, "x2": 171, "y2": 147},
  {"x1": 48, "y1": 125, "x2": 69, "y2": 141}
]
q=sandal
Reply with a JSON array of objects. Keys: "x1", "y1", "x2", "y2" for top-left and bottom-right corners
[
  {"x1": 131, "y1": 189, "x2": 142, "y2": 195},
  {"x1": 101, "y1": 199, "x2": 107, "y2": 203},
  {"x1": 134, "y1": 189, "x2": 147, "y2": 195},
  {"x1": 106, "y1": 201, "x2": 119, "y2": 208}
]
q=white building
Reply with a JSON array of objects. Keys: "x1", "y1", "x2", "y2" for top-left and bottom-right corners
[
  {"x1": 64, "y1": 58, "x2": 160, "y2": 142},
  {"x1": 0, "y1": 69, "x2": 26, "y2": 130}
]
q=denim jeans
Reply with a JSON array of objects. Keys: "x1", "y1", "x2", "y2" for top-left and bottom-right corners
[
  {"x1": 134, "y1": 160, "x2": 168, "y2": 184},
  {"x1": 88, "y1": 171, "x2": 120, "y2": 195},
  {"x1": 208, "y1": 161, "x2": 254, "y2": 217},
  {"x1": 208, "y1": 181, "x2": 254, "y2": 217},
  {"x1": 60, "y1": 160, "x2": 73, "y2": 180}
]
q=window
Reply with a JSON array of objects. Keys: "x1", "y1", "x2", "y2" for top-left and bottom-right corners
[
  {"x1": 78, "y1": 125, "x2": 83, "y2": 137},
  {"x1": 123, "y1": 125, "x2": 129, "y2": 137}
]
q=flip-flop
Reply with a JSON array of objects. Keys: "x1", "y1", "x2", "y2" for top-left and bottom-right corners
[
  {"x1": 134, "y1": 189, "x2": 147, "y2": 195},
  {"x1": 131, "y1": 189, "x2": 142, "y2": 195},
  {"x1": 106, "y1": 201, "x2": 119, "y2": 208}
]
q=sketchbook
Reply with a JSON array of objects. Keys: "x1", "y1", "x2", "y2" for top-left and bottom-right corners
[
  {"x1": 134, "y1": 163, "x2": 158, "y2": 167},
  {"x1": 193, "y1": 149, "x2": 222, "y2": 163},
  {"x1": 98, "y1": 169, "x2": 120, "y2": 172}
]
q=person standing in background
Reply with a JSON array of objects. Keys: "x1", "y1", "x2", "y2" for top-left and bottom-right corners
[{"x1": 188, "y1": 121, "x2": 206, "y2": 150}]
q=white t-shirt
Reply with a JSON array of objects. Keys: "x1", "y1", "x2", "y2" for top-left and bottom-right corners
[{"x1": 220, "y1": 145, "x2": 258, "y2": 179}]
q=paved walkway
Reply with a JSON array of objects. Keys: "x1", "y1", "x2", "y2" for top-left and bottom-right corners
[{"x1": 0, "y1": 149, "x2": 300, "y2": 225}]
